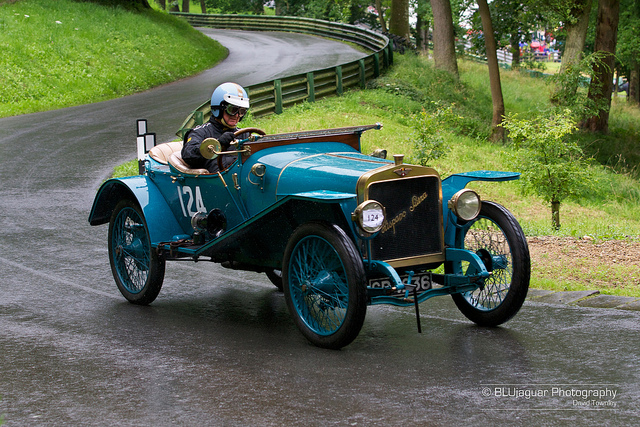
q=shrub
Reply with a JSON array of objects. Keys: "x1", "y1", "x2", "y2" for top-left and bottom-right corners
[
  {"x1": 501, "y1": 109, "x2": 595, "y2": 229},
  {"x1": 410, "y1": 102, "x2": 460, "y2": 166}
]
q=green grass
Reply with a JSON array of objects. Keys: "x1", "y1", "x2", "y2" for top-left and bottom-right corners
[
  {"x1": 112, "y1": 159, "x2": 140, "y2": 178},
  {"x1": 0, "y1": 0, "x2": 226, "y2": 117}
]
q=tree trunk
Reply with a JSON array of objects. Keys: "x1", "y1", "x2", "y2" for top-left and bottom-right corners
[
  {"x1": 584, "y1": 0, "x2": 621, "y2": 133},
  {"x1": 552, "y1": 201, "x2": 561, "y2": 230},
  {"x1": 477, "y1": 0, "x2": 505, "y2": 142},
  {"x1": 416, "y1": 15, "x2": 424, "y2": 52},
  {"x1": 182, "y1": 0, "x2": 189, "y2": 13},
  {"x1": 509, "y1": 33, "x2": 521, "y2": 68},
  {"x1": 375, "y1": 0, "x2": 388, "y2": 32},
  {"x1": 430, "y1": 0, "x2": 458, "y2": 79},
  {"x1": 389, "y1": 0, "x2": 410, "y2": 40},
  {"x1": 630, "y1": 59, "x2": 639, "y2": 105},
  {"x1": 275, "y1": 0, "x2": 284, "y2": 16},
  {"x1": 416, "y1": 16, "x2": 429, "y2": 54},
  {"x1": 559, "y1": 0, "x2": 593, "y2": 74},
  {"x1": 252, "y1": 0, "x2": 264, "y2": 14},
  {"x1": 200, "y1": 0, "x2": 206, "y2": 13}
]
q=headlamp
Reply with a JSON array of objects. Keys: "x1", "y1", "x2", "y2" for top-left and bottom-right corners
[
  {"x1": 352, "y1": 200, "x2": 386, "y2": 234},
  {"x1": 448, "y1": 189, "x2": 481, "y2": 221}
]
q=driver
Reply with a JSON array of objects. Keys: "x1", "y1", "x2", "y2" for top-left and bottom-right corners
[{"x1": 181, "y1": 82, "x2": 251, "y2": 173}]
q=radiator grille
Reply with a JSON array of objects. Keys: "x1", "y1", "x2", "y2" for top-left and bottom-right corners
[{"x1": 367, "y1": 176, "x2": 442, "y2": 262}]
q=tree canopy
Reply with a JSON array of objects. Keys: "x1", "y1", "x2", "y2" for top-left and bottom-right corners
[{"x1": 148, "y1": 0, "x2": 637, "y2": 131}]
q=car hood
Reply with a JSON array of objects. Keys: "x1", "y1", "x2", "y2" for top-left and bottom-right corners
[{"x1": 247, "y1": 142, "x2": 391, "y2": 198}]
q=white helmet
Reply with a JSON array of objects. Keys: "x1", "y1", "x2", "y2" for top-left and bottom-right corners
[{"x1": 210, "y1": 82, "x2": 250, "y2": 120}]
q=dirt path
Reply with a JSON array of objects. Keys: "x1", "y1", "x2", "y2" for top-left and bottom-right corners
[{"x1": 527, "y1": 236, "x2": 640, "y2": 290}]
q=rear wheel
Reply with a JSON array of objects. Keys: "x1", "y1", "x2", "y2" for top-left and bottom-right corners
[
  {"x1": 108, "y1": 200, "x2": 165, "y2": 305},
  {"x1": 283, "y1": 222, "x2": 367, "y2": 349},
  {"x1": 450, "y1": 201, "x2": 530, "y2": 326}
]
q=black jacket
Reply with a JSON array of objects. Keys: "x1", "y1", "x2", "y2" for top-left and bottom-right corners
[{"x1": 181, "y1": 118, "x2": 249, "y2": 173}]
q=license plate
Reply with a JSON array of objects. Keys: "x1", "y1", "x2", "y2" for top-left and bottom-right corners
[{"x1": 368, "y1": 272, "x2": 434, "y2": 297}]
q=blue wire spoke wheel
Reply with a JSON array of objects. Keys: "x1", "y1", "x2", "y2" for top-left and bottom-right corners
[
  {"x1": 108, "y1": 200, "x2": 165, "y2": 305},
  {"x1": 283, "y1": 222, "x2": 367, "y2": 349},
  {"x1": 450, "y1": 201, "x2": 530, "y2": 326}
]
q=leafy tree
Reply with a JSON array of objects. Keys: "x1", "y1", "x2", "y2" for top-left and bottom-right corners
[
  {"x1": 502, "y1": 110, "x2": 594, "y2": 230},
  {"x1": 274, "y1": 0, "x2": 304, "y2": 16},
  {"x1": 488, "y1": 0, "x2": 540, "y2": 69},
  {"x1": 272, "y1": 0, "x2": 370, "y2": 23},
  {"x1": 550, "y1": 51, "x2": 610, "y2": 122},
  {"x1": 539, "y1": 0, "x2": 594, "y2": 102},
  {"x1": 411, "y1": 102, "x2": 456, "y2": 166},
  {"x1": 205, "y1": 0, "x2": 263, "y2": 14}
]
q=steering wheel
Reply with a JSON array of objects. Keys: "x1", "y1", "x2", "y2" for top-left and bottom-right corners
[
  {"x1": 235, "y1": 127, "x2": 266, "y2": 139},
  {"x1": 217, "y1": 127, "x2": 267, "y2": 173}
]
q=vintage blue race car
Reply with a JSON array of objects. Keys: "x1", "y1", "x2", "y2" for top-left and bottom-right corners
[{"x1": 89, "y1": 120, "x2": 530, "y2": 349}]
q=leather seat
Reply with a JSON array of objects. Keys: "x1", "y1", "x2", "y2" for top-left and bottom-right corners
[
  {"x1": 168, "y1": 151, "x2": 211, "y2": 175},
  {"x1": 148, "y1": 141, "x2": 183, "y2": 165}
]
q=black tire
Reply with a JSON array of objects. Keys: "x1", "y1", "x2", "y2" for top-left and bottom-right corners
[
  {"x1": 450, "y1": 201, "x2": 530, "y2": 326},
  {"x1": 265, "y1": 269, "x2": 283, "y2": 292},
  {"x1": 282, "y1": 222, "x2": 367, "y2": 349},
  {"x1": 108, "y1": 199, "x2": 165, "y2": 305}
]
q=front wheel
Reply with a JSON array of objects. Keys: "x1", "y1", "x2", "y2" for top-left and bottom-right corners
[
  {"x1": 282, "y1": 222, "x2": 367, "y2": 349},
  {"x1": 108, "y1": 200, "x2": 165, "y2": 305},
  {"x1": 265, "y1": 269, "x2": 283, "y2": 292},
  {"x1": 450, "y1": 201, "x2": 530, "y2": 326}
]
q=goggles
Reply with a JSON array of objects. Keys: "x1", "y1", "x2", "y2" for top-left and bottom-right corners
[{"x1": 224, "y1": 104, "x2": 248, "y2": 118}]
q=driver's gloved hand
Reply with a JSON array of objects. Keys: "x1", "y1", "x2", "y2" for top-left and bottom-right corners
[{"x1": 218, "y1": 132, "x2": 235, "y2": 148}]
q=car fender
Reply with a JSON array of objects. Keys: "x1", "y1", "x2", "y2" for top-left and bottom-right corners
[
  {"x1": 441, "y1": 170, "x2": 520, "y2": 202},
  {"x1": 442, "y1": 170, "x2": 520, "y2": 245},
  {"x1": 88, "y1": 176, "x2": 187, "y2": 244}
]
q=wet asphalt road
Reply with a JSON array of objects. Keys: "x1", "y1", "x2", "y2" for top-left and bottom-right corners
[{"x1": 1, "y1": 30, "x2": 639, "y2": 425}]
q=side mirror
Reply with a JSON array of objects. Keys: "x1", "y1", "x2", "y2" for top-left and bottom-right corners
[{"x1": 199, "y1": 137, "x2": 222, "y2": 160}]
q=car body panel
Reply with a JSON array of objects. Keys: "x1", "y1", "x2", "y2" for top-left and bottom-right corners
[{"x1": 88, "y1": 176, "x2": 188, "y2": 244}]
